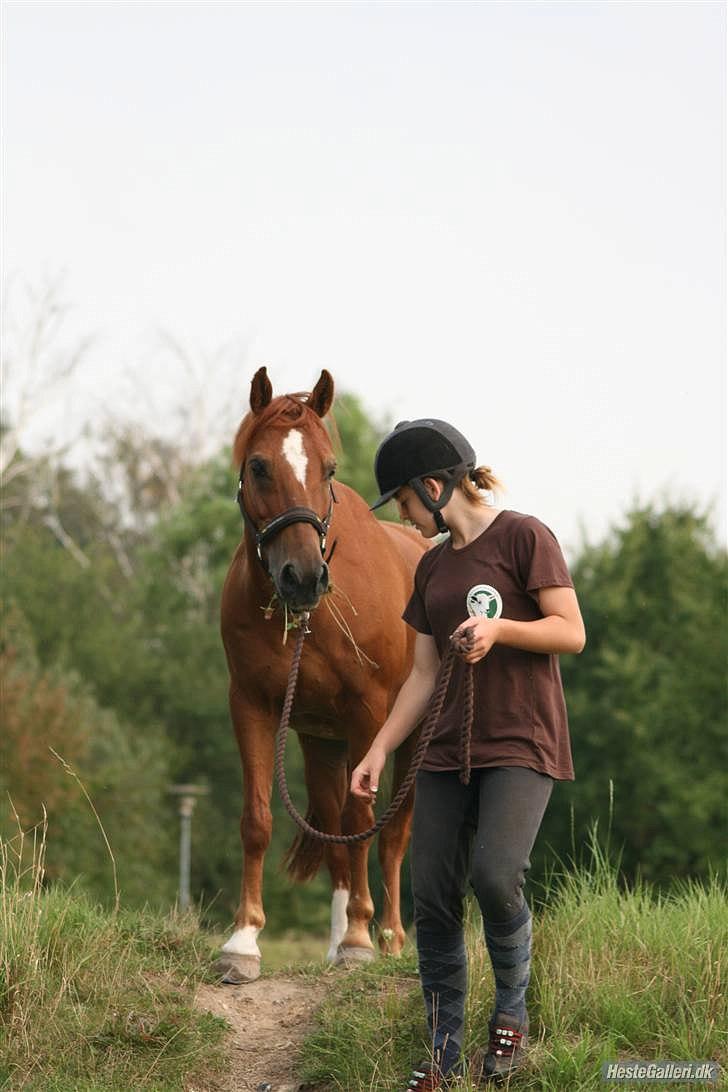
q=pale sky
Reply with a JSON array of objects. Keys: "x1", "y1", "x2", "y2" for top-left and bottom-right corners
[{"x1": 2, "y1": 0, "x2": 726, "y2": 556}]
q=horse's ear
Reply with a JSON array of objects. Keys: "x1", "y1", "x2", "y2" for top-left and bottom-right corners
[
  {"x1": 309, "y1": 369, "x2": 334, "y2": 418},
  {"x1": 250, "y1": 367, "x2": 273, "y2": 414}
]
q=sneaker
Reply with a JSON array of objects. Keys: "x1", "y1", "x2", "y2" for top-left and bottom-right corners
[{"x1": 471, "y1": 1011, "x2": 529, "y2": 1084}]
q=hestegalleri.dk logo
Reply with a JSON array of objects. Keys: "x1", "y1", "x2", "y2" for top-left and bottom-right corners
[{"x1": 601, "y1": 1060, "x2": 719, "y2": 1083}]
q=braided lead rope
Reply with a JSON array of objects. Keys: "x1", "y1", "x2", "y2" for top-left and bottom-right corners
[
  {"x1": 274, "y1": 626, "x2": 474, "y2": 844},
  {"x1": 458, "y1": 664, "x2": 474, "y2": 786}
]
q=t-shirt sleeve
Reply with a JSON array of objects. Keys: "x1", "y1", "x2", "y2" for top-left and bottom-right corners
[
  {"x1": 515, "y1": 516, "x2": 574, "y2": 597},
  {"x1": 402, "y1": 556, "x2": 433, "y2": 634}
]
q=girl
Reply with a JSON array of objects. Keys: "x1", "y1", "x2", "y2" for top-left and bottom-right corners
[{"x1": 351, "y1": 418, "x2": 585, "y2": 1090}]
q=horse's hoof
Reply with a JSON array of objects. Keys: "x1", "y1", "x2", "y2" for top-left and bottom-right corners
[
  {"x1": 334, "y1": 944, "x2": 375, "y2": 966},
  {"x1": 214, "y1": 953, "x2": 261, "y2": 983}
]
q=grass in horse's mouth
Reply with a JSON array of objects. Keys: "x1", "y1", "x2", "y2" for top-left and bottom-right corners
[{"x1": 260, "y1": 586, "x2": 379, "y2": 667}]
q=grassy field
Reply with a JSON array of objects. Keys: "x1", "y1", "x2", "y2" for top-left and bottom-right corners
[
  {"x1": 2, "y1": 822, "x2": 726, "y2": 1091},
  {"x1": 0, "y1": 821, "x2": 227, "y2": 1092}
]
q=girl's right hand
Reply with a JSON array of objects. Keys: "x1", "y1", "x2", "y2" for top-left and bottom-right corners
[{"x1": 350, "y1": 747, "x2": 387, "y2": 800}]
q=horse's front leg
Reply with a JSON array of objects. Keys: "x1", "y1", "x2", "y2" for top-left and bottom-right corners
[
  {"x1": 336, "y1": 789, "x2": 376, "y2": 965},
  {"x1": 334, "y1": 701, "x2": 388, "y2": 966},
  {"x1": 295, "y1": 734, "x2": 352, "y2": 962},
  {"x1": 216, "y1": 686, "x2": 275, "y2": 984}
]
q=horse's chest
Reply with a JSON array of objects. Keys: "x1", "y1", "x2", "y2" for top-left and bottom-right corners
[
  {"x1": 292, "y1": 660, "x2": 342, "y2": 711},
  {"x1": 250, "y1": 647, "x2": 343, "y2": 712}
]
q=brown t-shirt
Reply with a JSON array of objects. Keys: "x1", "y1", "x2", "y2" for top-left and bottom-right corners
[{"x1": 402, "y1": 510, "x2": 575, "y2": 780}]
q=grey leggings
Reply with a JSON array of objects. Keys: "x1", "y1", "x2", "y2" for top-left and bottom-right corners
[{"x1": 410, "y1": 766, "x2": 553, "y2": 928}]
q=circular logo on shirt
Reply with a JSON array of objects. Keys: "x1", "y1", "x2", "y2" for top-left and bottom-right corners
[{"x1": 466, "y1": 584, "x2": 503, "y2": 620}]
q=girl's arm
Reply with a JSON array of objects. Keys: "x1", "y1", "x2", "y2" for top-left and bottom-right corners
[
  {"x1": 453, "y1": 586, "x2": 586, "y2": 663},
  {"x1": 350, "y1": 632, "x2": 440, "y2": 799}
]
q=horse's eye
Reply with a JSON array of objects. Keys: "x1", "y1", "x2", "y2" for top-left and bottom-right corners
[
  {"x1": 325, "y1": 464, "x2": 337, "y2": 481},
  {"x1": 248, "y1": 458, "x2": 269, "y2": 480}
]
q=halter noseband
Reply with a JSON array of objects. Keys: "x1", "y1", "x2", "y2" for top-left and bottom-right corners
[{"x1": 236, "y1": 465, "x2": 337, "y2": 573}]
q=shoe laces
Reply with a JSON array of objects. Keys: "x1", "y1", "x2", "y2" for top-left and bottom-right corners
[
  {"x1": 488, "y1": 1024, "x2": 524, "y2": 1059},
  {"x1": 406, "y1": 1063, "x2": 443, "y2": 1091}
]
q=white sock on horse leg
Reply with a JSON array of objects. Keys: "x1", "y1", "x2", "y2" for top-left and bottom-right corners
[
  {"x1": 326, "y1": 888, "x2": 349, "y2": 960},
  {"x1": 221, "y1": 925, "x2": 262, "y2": 958}
]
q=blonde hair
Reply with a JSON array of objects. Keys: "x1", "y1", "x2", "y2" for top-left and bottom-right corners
[{"x1": 457, "y1": 465, "x2": 502, "y2": 506}]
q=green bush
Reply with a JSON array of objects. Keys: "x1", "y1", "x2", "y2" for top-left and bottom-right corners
[{"x1": 0, "y1": 604, "x2": 175, "y2": 910}]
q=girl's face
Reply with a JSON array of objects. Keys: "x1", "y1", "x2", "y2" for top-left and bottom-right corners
[{"x1": 394, "y1": 483, "x2": 441, "y2": 538}]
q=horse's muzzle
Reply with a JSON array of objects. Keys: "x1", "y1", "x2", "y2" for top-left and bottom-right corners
[{"x1": 276, "y1": 559, "x2": 330, "y2": 611}]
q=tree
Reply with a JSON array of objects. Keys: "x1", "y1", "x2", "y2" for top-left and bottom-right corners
[
  {"x1": 535, "y1": 504, "x2": 727, "y2": 888},
  {"x1": 0, "y1": 276, "x2": 92, "y2": 484},
  {"x1": 329, "y1": 391, "x2": 390, "y2": 506},
  {"x1": 0, "y1": 605, "x2": 176, "y2": 907}
]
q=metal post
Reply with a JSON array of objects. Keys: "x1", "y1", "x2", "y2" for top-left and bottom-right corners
[
  {"x1": 178, "y1": 794, "x2": 194, "y2": 909},
  {"x1": 168, "y1": 784, "x2": 209, "y2": 911}
]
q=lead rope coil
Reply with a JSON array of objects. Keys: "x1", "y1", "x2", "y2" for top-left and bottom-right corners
[{"x1": 274, "y1": 626, "x2": 474, "y2": 844}]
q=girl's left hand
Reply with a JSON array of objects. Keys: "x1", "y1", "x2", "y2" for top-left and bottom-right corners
[{"x1": 450, "y1": 616, "x2": 501, "y2": 663}]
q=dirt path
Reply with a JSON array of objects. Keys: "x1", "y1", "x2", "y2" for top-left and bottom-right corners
[{"x1": 190, "y1": 974, "x2": 329, "y2": 1092}]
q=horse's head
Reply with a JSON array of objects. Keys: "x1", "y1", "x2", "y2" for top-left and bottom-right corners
[{"x1": 234, "y1": 367, "x2": 336, "y2": 612}]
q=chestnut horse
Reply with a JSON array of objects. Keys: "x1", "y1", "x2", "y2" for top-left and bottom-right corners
[{"x1": 217, "y1": 367, "x2": 427, "y2": 983}]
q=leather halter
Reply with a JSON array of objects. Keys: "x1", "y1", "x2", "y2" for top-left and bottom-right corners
[{"x1": 236, "y1": 465, "x2": 337, "y2": 573}]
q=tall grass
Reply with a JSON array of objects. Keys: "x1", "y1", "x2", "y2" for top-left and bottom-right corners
[
  {"x1": 0, "y1": 816, "x2": 226, "y2": 1091},
  {"x1": 301, "y1": 836, "x2": 728, "y2": 1090},
  {"x1": 2, "y1": 814, "x2": 725, "y2": 1090}
]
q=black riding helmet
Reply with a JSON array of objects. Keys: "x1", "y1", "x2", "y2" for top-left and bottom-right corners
[{"x1": 370, "y1": 419, "x2": 476, "y2": 532}]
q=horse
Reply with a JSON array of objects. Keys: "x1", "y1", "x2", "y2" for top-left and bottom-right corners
[{"x1": 216, "y1": 367, "x2": 428, "y2": 983}]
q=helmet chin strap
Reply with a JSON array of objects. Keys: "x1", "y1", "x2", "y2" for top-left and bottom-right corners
[
  {"x1": 433, "y1": 509, "x2": 449, "y2": 534},
  {"x1": 410, "y1": 476, "x2": 459, "y2": 534}
]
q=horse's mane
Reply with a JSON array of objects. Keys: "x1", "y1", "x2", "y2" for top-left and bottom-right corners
[{"x1": 233, "y1": 393, "x2": 338, "y2": 467}]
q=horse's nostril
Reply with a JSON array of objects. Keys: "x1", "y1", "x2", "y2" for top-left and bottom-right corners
[
  {"x1": 280, "y1": 562, "x2": 300, "y2": 594},
  {"x1": 318, "y1": 563, "x2": 330, "y2": 594}
]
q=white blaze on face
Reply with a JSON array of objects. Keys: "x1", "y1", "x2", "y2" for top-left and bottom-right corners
[
  {"x1": 282, "y1": 429, "x2": 309, "y2": 487},
  {"x1": 221, "y1": 925, "x2": 261, "y2": 958},
  {"x1": 326, "y1": 887, "x2": 349, "y2": 962}
]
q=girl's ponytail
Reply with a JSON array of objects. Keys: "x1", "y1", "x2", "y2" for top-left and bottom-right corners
[
  {"x1": 457, "y1": 465, "x2": 503, "y2": 505},
  {"x1": 469, "y1": 465, "x2": 502, "y2": 493}
]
